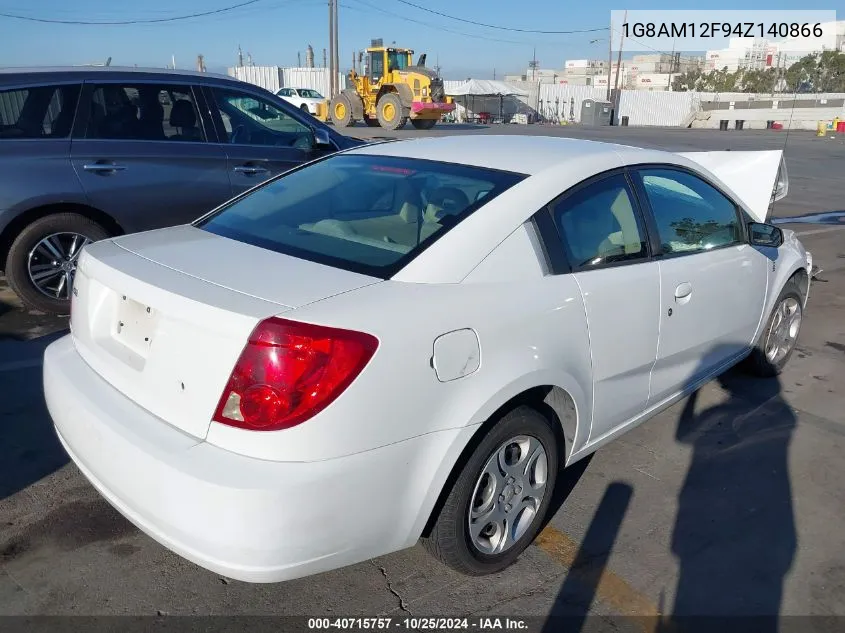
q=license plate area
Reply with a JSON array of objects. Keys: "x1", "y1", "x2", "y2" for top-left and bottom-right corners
[{"x1": 112, "y1": 295, "x2": 157, "y2": 358}]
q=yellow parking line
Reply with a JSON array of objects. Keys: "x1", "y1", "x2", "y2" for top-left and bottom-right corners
[{"x1": 535, "y1": 525, "x2": 662, "y2": 624}]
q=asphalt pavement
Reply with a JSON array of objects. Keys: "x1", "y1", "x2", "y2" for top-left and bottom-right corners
[{"x1": 1, "y1": 126, "x2": 844, "y2": 627}]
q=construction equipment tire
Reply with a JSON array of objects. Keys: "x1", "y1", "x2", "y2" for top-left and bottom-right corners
[
  {"x1": 376, "y1": 93, "x2": 408, "y2": 130},
  {"x1": 330, "y1": 93, "x2": 354, "y2": 128},
  {"x1": 411, "y1": 118, "x2": 437, "y2": 130}
]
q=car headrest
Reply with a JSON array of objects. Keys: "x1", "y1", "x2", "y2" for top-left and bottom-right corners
[{"x1": 170, "y1": 100, "x2": 196, "y2": 128}]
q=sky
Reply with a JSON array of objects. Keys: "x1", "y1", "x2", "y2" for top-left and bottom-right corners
[{"x1": 0, "y1": 0, "x2": 835, "y2": 79}]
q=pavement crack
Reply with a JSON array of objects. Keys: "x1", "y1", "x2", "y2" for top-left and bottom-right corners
[{"x1": 374, "y1": 563, "x2": 413, "y2": 616}]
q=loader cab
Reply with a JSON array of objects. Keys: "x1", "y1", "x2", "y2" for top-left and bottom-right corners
[{"x1": 368, "y1": 47, "x2": 413, "y2": 84}]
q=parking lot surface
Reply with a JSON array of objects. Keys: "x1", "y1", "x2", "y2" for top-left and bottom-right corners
[{"x1": 2, "y1": 126, "x2": 845, "y2": 623}]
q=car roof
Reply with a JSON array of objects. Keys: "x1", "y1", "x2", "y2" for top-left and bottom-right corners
[
  {"x1": 0, "y1": 65, "x2": 243, "y2": 86},
  {"x1": 346, "y1": 134, "x2": 656, "y2": 176}
]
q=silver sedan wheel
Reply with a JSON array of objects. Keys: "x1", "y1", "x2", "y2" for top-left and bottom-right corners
[
  {"x1": 27, "y1": 232, "x2": 91, "y2": 300},
  {"x1": 764, "y1": 296, "x2": 802, "y2": 364},
  {"x1": 468, "y1": 435, "x2": 549, "y2": 555}
]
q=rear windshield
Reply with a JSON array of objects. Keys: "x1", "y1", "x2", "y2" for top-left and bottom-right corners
[{"x1": 197, "y1": 153, "x2": 526, "y2": 277}]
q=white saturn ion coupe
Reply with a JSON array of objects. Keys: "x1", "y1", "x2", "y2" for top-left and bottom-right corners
[{"x1": 44, "y1": 135, "x2": 811, "y2": 583}]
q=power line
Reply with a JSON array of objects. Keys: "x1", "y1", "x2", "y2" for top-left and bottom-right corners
[
  {"x1": 341, "y1": 0, "x2": 530, "y2": 45},
  {"x1": 0, "y1": 0, "x2": 266, "y2": 24},
  {"x1": 392, "y1": 0, "x2": 607, "y2": 35}
]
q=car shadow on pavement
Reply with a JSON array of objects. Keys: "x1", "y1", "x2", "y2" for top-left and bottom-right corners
[
  {"x1": 661, "y1": 360, "x2": 796, "y2": 631},
  {"x1": 540, "y1": 347, "x2": 796, "y2": 632},
  {"x1": 0, "y1": 330, "x2": 71, "y2": 501}
]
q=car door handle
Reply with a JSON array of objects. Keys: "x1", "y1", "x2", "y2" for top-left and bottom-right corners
[
  {"x1": 674, "y1": 282, "x2": 693, "y2": 301},
  {"x1": 83, "y1": 163, "x2": 126, "y2": 172},
  {"x1": 233, "y1": 165, "x2": 269, "y2": 175}
]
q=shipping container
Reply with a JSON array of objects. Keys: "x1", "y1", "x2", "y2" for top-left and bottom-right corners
[{"x1": 635, "y1": 73, "x2": 672, "y2": 87}]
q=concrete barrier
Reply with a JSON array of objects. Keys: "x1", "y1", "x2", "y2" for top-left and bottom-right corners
[{"x1": 691, "y1": 106, "x2": 845, "y2": 130}]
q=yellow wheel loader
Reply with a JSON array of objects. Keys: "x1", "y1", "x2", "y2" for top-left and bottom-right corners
[{"x1": 330, "y1": 41, "x2": 454, "y2": 131}]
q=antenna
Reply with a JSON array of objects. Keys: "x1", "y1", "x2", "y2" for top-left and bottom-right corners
[{"x1": 770, "y1": 84, "x2": 799, "y2": 222}]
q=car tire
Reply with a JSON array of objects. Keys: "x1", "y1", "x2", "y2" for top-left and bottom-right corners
[
  {"x1": 411, "y1": 118, "x2": 437, "y2": 130},
  {"x1": 364, "y1": 116, "x2": 380, "y2": 127},
  {"x1": 422, "y1": 405, "x2": 559, "y2": 575},
  {"x1": 5, "y1": 212, "x2": 111, "y2": 315},
  {"x1": 376, "y1": 93, "x2": 408, "y2": 131},
  {"x1": 300, "y1": 104, "x2": 310, "y2": 113},
  {"x1": 743, "y1": 277, "x2": 804, "y2": 377}
]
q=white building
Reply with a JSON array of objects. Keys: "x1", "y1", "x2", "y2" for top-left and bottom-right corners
[{"x1": 705, "y1": 20, "x2": 845, "y2": 72}]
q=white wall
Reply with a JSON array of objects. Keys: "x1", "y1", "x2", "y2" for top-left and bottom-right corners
[{"x1": 227, "y1": 66, "x2": 345, "y2": 97}]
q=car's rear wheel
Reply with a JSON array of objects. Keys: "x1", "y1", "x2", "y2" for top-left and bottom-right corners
[
  {"x1": 744, "y1": 277, "x2": 804, "y2": 377},
  {"x1": 422, "y1": 405, "x2": 558, "y2": 575},
  {"x1": 5, "y1": 213, "x2": 111, "y2": 315},
  {"x1": 300, "y1": 104, "x2": 310, "y2": 113}
]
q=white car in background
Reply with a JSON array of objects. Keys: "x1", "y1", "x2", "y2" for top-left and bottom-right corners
[
  {"x1": 275, "y1": 87, "x2": 327, "y2": 115},
  {"x1": 44, "y1": 136, "x2": 811, "y2": 583}
]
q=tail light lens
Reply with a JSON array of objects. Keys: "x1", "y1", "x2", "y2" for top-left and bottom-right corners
[{"x1": 213, "y1": 317, "x2": 378, "y2": 431}]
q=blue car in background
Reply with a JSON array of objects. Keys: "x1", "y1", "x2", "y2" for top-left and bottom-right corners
[{"x1": 0, "y1": 66, "x2": 364, "y2": 313}]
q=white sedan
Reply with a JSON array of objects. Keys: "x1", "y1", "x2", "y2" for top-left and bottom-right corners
[
  {"x1": 275, "y1": 87, "x2": 327, "y2": 115},
  {"x1": 44, "y1": 135, "x2": 811, "y2": 583}
]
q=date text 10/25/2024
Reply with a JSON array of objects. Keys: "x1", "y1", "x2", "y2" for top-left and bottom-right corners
[{"x1": 308, "y1": 618, "x2": 528, "y2": 631}]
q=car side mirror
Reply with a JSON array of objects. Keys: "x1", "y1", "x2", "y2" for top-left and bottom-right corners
[
  {"x1": 749, "y1": 222, "x2": 783, "y2": 248},
  {"x1": 312, "y1": 127, "x2": 332, "y2": 148}
]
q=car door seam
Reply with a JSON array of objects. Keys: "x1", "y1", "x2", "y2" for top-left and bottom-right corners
[
  {"x1": 570, "y1": 274, "x2": 596, "y2": 445},
  {"x1": 647, "y1": 260, "x2": 664, "y2": 406}
]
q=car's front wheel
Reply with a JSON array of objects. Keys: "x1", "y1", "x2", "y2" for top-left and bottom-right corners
[
  {"x1": 5, "y1": 212, "x2": 110, "y2": 315},
  {"x1": 744, "y1": 276, "x2": 805, "y2": 377},
  {"x1": 422, "y1": 406, "x2": 559, "y2": 575}
]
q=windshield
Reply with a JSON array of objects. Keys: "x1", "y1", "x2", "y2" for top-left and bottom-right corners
[
  {"x1": 197, "y1": 154, "x2": 525, "y2": 277},
  {"x1": 387, "y1": 51, "x2": 409, "y2": 71},
  {"x1": 298, "y1": 89, "x2": 323, "y2": 99}
]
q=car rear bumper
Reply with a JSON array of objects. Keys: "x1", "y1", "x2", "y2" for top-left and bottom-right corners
[{"x1": 44, "y1": 334, "x2": 461, "y2": 583}]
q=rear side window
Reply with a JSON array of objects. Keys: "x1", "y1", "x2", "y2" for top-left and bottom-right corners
[
  {"x1": 552, "y1": 173, "x2": 649, "y2": 269},
  {"x1": 197, "y1": 154, "x2": 525, "y2": 277},
  {"x1": 85, "y1": 84, "x2": 206, "y2": 142},
  {"x1": 0, "y1": 84, "x2": 81, "y2": 139}
]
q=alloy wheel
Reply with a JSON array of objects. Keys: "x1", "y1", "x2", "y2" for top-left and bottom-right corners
[{"x1": 27, "y1": 232, "x2": 91, "y2": 300}]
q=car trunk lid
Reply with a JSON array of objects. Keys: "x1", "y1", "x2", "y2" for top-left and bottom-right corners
[
  {"x1": 70, "y1": 228, "x2": 380, "y2": 440},
  {"x1": 678, "y1": 150, "x2": 788, "y2": 224}
]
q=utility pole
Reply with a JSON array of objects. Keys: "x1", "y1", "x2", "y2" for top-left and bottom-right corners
[
  {"x1": 328, "y1": 0, "x2": 335, "y2": 96},
  {"x1": 606, "y1": 17, "x2": 613, "y2": 100},
  {"x1": 333, "y1": 0, "x2": 340, "y2": 94},
  {"x1": 611, "y1": 8, "x2": 627, "y2": 119},
  {"x1": 667, "y1": 38, "x2": 676, "y2": 90}
]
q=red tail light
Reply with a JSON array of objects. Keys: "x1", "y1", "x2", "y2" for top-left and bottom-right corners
[{"x1": 213, "y1": 317, "x2": 379, "y2": 432}]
